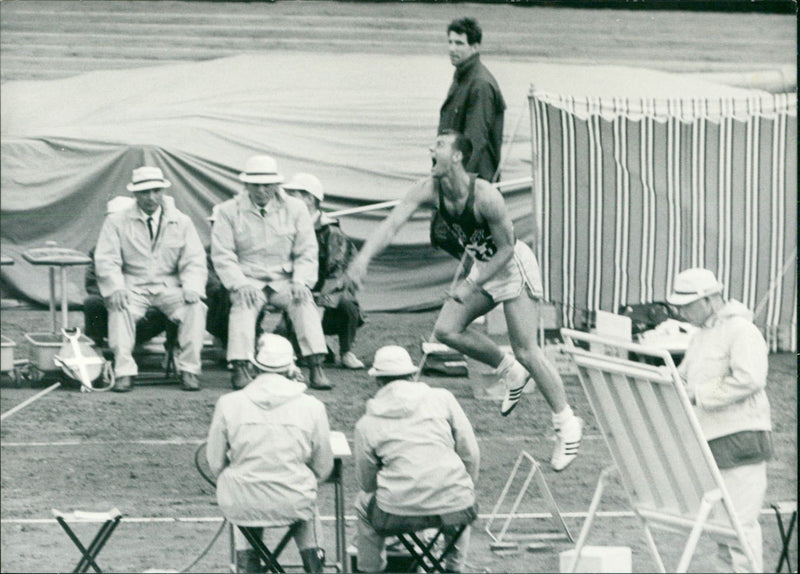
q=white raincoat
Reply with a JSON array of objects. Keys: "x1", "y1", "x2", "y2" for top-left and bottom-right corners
[
  {"x1": 207, "y1": 374, "x2": 333, "y2": 526},
  {"x1": 354, "y1": 380, "x2": 479, "y2": 516}
]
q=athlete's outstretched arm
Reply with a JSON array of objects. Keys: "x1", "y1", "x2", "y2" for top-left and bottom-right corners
[{"x1": 344, "y1": 178, "x2": 435, "y2": 289}]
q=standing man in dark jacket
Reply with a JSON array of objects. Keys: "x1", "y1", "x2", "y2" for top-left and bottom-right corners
[{"x1": 438, "y1": 17, "x2": 506, "y2": 182}]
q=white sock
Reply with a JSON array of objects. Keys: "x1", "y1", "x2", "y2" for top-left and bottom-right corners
[
  {"x1": 496, "y1": 353, "x2": 516, "y2": 375},
  {"x1": 552, "y1": 405, "x2": 574, "y2": 428}
]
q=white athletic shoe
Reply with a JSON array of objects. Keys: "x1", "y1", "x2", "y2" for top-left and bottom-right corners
[
  {"x1": 499, "y1": 361, "x2": 532, "y2": 416},
  {"x1": 341, "y1": 351, "x2": 365, "y2": 370},
  {"x1": 551, "y1": 416, "x2": 583, "y2": 472}
]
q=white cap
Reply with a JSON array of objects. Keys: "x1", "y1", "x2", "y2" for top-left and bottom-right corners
[
  {"x1": 239, "y1": 155, "x2": 284, "y2": 184},
  {"x1": 283, "y1": 172, "x2": 324, "y2": 202},
  {"x1": 106, "y1": 196, "x2": 136, "y2": 214},
  {"x1": 127, "y1": 166, "x2": 171, "y2": 192},
  {"x1": 368, "y1": 345, "x2": 417, "y2": 378},
  {"x1": 252, "y1": 334, "x2": 296, "y2": 372},
  {"x1": 667, "y1": 268, "x2": 724, "y2": 306}
]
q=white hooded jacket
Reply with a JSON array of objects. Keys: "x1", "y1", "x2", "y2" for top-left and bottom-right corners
[
  {"x1": 677, "y1": 299, "x2": 772, "y2": 442},
  {"x1": 354, "y1": 380, "x2": 479, "y2": 516},
  {"x1": 206, "y1": 374, "x2": 333, "y2": 526}
]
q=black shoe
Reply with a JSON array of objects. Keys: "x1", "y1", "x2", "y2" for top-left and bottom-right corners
[
  {"x1": 308, "y1": 364, "x2": 332, "y2": 390},
  {"x1": 113, "y1": 375, "x2": 132, "y2": 392},
  {"x1": 231, "y1": 361, "x2": 252, "y2": 390},
  {"x1": 180, "y1": 372, "x2": 201, "y2": 392}
]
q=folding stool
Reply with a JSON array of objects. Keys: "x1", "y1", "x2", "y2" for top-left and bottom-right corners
[
  {"x1": 394, "y1": 524, "x2": 470, "y2": 573},
  {"x1": 375, "y1": 511, "x2": 475, "y2": 574},
  {"x1": 52, "y1": 507, "x2": 122, "y2": 573},
  {"x1": 771, "y1": 501, "x2": 797, "y2": 573},
  {"x1": 238, "y1": 522, "x2": 302, "y2": 574}
]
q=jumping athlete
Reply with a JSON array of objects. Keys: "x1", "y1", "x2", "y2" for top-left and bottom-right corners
[{"x1": 343, "y1": 130, "x2": 583, "y2": 471}]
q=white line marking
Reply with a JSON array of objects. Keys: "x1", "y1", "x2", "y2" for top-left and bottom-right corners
[
  {"x1": 0, "y1": 435, "x2": 608, "y2": 448},
  {"x1": 2, "y1": 508, "x2": 783, "y2": 525}
]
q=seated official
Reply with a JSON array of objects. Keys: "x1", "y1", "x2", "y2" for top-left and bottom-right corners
[
  {"x1": 94, "y1": 166, "x2": 208, "y2": 392},
  {"x1": 280, "y1": 172, "x2": 365, "y2": 370},
  {"x1": 354, "y1": 345, "x2": 480, "y2": 573},
  {"x1": 210, "y1": 155, "x2": 332, "y2": 390},
  {"x1": 84, "y1": 196, "x2": 178, "y2": 351},
  {"x1": 206, "y1": 334, "x2": 333, "y2": 574}
]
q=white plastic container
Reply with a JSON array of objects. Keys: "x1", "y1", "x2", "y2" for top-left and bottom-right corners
[
  {"x1": 560, "y1": 546, "x2": 632, "y2": 573},
  {"x1": 1, "y1": 335, "x2": 16, "y2": 374},
  {"x1": 24, "y1": 332, "x2": 92, "y2": 371}
]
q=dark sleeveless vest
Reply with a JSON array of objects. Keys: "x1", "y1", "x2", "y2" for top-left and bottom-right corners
[{"x1": 430, "y1": 174, "x2": 497, "y2": 262}]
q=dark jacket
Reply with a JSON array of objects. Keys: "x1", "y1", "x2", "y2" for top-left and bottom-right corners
[
  {"x1": 438, "y1": 53, "x2": 506, "y2": 182},
  {"x1": 313, "y1": 214, "x2": 360, "y2": 310}
]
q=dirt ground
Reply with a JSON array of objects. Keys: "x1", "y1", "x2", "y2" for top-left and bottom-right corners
[{"x1": 0, "y1": 308, "x2": 796, "y2": 573}]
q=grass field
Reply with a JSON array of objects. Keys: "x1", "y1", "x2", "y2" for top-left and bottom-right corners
[{"x1": 0, "y1": 307, "x2": 796, "y2": 573}]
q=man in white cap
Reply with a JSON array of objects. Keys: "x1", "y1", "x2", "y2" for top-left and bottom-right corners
[
  {"x1": 94, "y1": 166, "x2": 208, "y2": 392},
  {"x1": 282, "y1": 172, "x2": 366, "y2": 370},
  {"x1": 353, "y1": 345, "x2": 479, "y2": 573},
  {"x1": 206, "y1": 333, "x2": 332, "y2": 574},
  {"x1": 211, "y1": 155, "x2": 332, "y2": 390},
  {"x1": 667, "y1": 268, "x2": 773, "y2": 573}
]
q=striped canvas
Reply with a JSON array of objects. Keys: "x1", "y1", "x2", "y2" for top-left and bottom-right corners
[{"x1": 529, "y1": 93, "x2": 797, "y2": 351}]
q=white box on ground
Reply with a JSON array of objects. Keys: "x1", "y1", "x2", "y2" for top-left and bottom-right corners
[{"x1": 559, "y1": 546, "x2": 632, "y2": 573}]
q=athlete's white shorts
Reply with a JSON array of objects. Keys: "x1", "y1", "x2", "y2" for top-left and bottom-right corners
[{"x1": 467, "y1": 240, "x2": 543, "y2": 304}]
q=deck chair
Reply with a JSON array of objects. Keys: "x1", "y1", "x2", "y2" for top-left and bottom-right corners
[{"x1": 559, "y1": 329, "x2": 758, "y2": 573}]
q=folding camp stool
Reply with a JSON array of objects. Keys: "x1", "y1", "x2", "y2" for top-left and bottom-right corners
[
  {"x1": 771, "y1": 501, "x2": 797, "y2": 573},
  {"x1": 375, "y1": 511, "x2": 475, "y2": 573},
  {"x1": 237, "y1": 522, "x2": 303, "y2": 574},
  {"x1": 52, "y1": 507, "x2": 122, "y2": 573}
]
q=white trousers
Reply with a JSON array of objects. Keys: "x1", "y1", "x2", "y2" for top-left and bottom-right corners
[
  {"x1": 107, "y1": 288, "x2": 207, "y2": 377},
  {"x1": 714, "y1": 461, "x2": 767, "y2": 573},
  {"x1": 226, "y1": 282, "x2": 327, "y2": 361}
]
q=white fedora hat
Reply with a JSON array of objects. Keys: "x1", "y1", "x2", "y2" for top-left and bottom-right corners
[
  {"x1": 283, "y1": 172, "x2": 324, "y2": 202},
  {"x1": 239, "y1": 155, "x2": 284, "y2": 185},
  {"x1": 126, "y1": 166, "x2": 171, "y2": 192},
  {"x1": 252, "y1": 334, "x2": 296, "y2": 373},
  {"x1": 667, "y1": 268, "x2": 724, "y2": 306},
  {"x1": 368, "y1": 345, "x2": 418, "y2": 378}
]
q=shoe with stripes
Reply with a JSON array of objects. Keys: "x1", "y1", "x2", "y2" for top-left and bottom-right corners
[
  {"x1": 551, "y1": 416, "x2": 583, "y2": 472},
  {"x1": 499, "y1": 361, "x2": 532, "y2": 416}
]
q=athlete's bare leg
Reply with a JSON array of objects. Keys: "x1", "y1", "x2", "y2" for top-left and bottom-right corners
[
  {"x1": 502, "y1": 292, "x2": 567, "y2": 413},
  {"x1": 433, "y1": 289, "x2": 503, "y2": 368}
]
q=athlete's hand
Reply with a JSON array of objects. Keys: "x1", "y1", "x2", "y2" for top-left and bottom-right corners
[{"x1": 342, "y1": 260, "x2": 367, "y2": 292}]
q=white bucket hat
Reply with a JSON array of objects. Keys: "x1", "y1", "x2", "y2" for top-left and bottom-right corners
[
  {"x1": 667, "y1": 268, "x2": 724, "y2": 306},
  {"x1": 126, "y1": 166, "x2": 171, "y2": 192},
  {"x1": 283, "y1": 172, "x2": 324, "y2": 202},
  {"x1": 253, "y1": 334, "x2": 296, "y2": 372},
  {"x1": 368, "y1": 345, "x2": 418, "y2": 378},
  {"x1": 106, "y1": 196, "x2": 136, "y2": 214},
  {"x1": 239, "y1": 155, "x2": 284, "y2": 185}
]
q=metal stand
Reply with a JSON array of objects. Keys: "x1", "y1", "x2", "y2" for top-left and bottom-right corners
[{"x1": 484, "y1": 451, "x2": 573, "y2": 552}]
